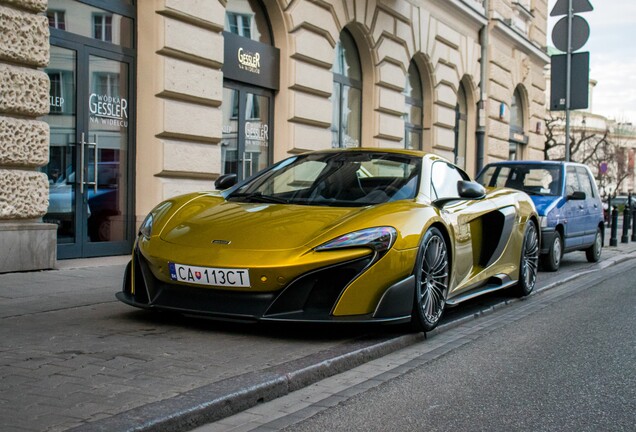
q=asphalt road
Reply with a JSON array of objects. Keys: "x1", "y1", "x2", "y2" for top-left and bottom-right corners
[
  {"x1": 199, "y1": 259, "x2": 636, "y2": 431},
  {"x1": 1, "y1": 243, "x2": 635, "y2": 431},
  {"x1": 281, "y1": 261, "x2": 636, "y2": 432}
]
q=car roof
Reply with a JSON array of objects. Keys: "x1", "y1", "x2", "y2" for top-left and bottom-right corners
[
  {"x1": 302, "y1": 147, "x2": 453, "y2": 164},
  {"x1": 483, "y1": 160, "x2": 590, "y2": 169}
]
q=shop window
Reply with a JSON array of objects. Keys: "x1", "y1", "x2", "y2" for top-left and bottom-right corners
[
  {"x1": 47, "y1": 1, "x2": 133, "y2": 48},
  {"x1": 93, "y1": 14, "x2": 113, "y2": 43},
  {"x1": 48, "y1": 71, "x2": 75, "y2": 115},
  {"x1": 404, "y1": 61, "x2": 423, "y2": 150},
  {"x1": 331, "y1": 29, "x2": 362, "y2": 148},
  {"x1": 92, "y1": 72, "x2": 120, "y2": 98}
]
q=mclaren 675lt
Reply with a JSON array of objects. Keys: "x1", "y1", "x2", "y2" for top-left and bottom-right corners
[{"x1": 117, "y1": 149, "x2": 540, "y2": 331}]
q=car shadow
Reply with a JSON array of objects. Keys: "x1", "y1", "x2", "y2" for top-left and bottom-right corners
[{"x1": 118, "y1": 308, "x2": 405, "y2": 342}]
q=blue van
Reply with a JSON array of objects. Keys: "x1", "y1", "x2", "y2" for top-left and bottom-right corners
[{"x1": 477, "y1": 161, "x2": 604, "y2": 271}]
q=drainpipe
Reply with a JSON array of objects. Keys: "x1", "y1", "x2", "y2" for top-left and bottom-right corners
[{"x1": 476, "y1": 0, "x2": 489, "y2": 174}]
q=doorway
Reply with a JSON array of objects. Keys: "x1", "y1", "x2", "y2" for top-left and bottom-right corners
[
  {"x1": 221, "y1": 82, "x2": 274, "y2": 181},
  {"x1": 43, "y1": 41, "x2": 135, "y2": 259}
]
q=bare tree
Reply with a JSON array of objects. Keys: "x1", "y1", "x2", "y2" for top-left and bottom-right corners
[{"x1": 544, "y1": 112, "x2": 629, "y2": 199}]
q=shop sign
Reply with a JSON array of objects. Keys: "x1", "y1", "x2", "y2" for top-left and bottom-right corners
[
  {"x1": 89, "y1": 93, "x2": 129, "y2": 128},
  {"x1": 245, "y1": 121, "x2": 268, "y2": 141},
  {"x1": 50, "y1": 96, "x2": 65, "y2": 108},
  {"x1": 223, "y1": 31, "x2": 279, "y2": 90}
]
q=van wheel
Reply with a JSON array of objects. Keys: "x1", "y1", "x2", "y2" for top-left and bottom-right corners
[
  {"x1": 585, "y1": 227, "x2": 602, "y2": 263},
  {"x1": 541, "y1": 232, "x2": 562, "y2": 272}
]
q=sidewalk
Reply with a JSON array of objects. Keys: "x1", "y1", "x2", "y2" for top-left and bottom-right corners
[{"x1": 1, "y1": 240, "x2": 636, "y2": 432}]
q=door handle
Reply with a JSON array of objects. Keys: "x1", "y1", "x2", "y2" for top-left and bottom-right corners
[
  {"x1": 85, "y1": 135, "x2": 99, "y2": 193},
  {"x1": 80, "y1": 133, "x2": 85, "y2": 194},
  {"x1": 243, "y1": 151, "x2": 253, "y2": 178}
]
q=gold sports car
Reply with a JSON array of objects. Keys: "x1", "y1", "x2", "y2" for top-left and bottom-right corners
[{"x1": 117, "y1": 149, "x2": 539, "y2": 331}]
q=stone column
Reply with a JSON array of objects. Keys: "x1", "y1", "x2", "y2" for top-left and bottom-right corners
[{"x1": 0, "y1": 0, "x2": 56, "y2": 273}]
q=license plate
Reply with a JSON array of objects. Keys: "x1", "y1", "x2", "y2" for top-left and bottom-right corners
[{"x1": 168, "y1": 262, "x2": 250, "y2": 288}]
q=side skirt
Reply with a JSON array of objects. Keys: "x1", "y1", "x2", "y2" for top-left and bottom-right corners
[{"x1": 445, "y1": 274, "x2": 517, "y2": 306}]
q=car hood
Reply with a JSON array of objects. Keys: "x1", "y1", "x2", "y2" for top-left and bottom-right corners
[
  {"x1": 159, "y1": 196, "x2": 370, "y2": 251},
  {"x1": 530, "y1": 195, "x2": 562, "y2": 216}
]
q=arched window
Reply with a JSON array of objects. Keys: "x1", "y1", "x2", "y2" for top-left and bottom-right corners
[
  {"x1": 454, "y1": 82, "x2": 468, "y2": 169},
  {"x1": 331, "y1": 29, "x2": 362, "y2": 148},
  {"x1": 509, "y1": 87, "x2": 525, "y2": 160},
  {"x1": 225, "y1": 0, "x2": 271, "y2": 43},
  {"x1": 404, "y1": 61, "x2": 423, "y2": 150}
]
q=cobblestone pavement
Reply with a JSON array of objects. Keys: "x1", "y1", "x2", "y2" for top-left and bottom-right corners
[{"x1": 1, "y1": 241, "x2": 635, "y2": 432}]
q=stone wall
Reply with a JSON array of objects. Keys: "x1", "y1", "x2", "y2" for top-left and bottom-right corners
[{"x1": 0, "y1": 0, "x2": 55, "y2": 272}]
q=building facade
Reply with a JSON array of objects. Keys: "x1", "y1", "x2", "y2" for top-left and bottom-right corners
[{"x1": 0, "y1": 0, "x2": 549, "y2": 272}]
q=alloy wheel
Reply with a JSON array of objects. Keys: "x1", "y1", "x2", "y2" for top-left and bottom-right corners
[{"x1": 415, "y1": 228, "x2": 449, "y2": 330}]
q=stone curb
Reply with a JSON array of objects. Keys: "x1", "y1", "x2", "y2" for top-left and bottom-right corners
[{"x1": 68, "y1": 250, "x2": 636, "y2": 432}]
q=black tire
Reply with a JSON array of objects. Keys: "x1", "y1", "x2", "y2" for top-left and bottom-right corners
[
  {"x1": 513, "y1": 221, "x2": 539, "y2": 297},
  {"x1": 411, "y1": 227, "x2": 450, "y2": 332},
  {"x1": 541, "y1": 231, "x2": 562, "y2": 272},
  {"x1": 585, "y1": 227, "x2": 603, "y2": 263}
]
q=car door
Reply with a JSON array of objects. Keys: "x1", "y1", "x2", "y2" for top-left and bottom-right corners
[
  {"x1": 563, "y1": 166, "x2": 585, "y2": 248},
  {"x1": 430, "y1": 161, "x2": 496, "y2": 293},
  {"x1": 576, "y1": 166, "x2": 602, "y2": 246}
]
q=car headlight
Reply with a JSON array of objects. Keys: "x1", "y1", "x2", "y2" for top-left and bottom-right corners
[
  {"x1": 138, "y1": 201, "x2": 173, "y2": 239},
  {"x1": 315, "y1": 227, "x2": 397, "y2": 254},
  {"x1": 539, "y1": 216, "x2": 548, "y2": 228},
  {"x1": 139, "y1": 213, "x2": 154, "y2": 239}
]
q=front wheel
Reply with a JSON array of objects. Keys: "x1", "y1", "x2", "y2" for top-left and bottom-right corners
[
  {"x1": 585, "y1": 227, "x2": 603, "y2": 262},
  {"x1": 411, "y1": 227, "x2": 450, "y2": 332},
  {"x1": 541, "y1": 231, "x2": 562, "y2": 272},
  {"x1": 512, "y1": 221, "x2": 539, "y2": 297}
]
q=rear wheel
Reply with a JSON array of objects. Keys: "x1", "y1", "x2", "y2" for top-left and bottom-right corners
[
  {"x1": 411, "y1": 227, "x2": 449, "y2": 332},
  {"x1": 541, "y1": 231, "x2": 562, "y2": 272},
  {"x1": 585, "y1": 227, "x2": 603, "y2": 262},
  {"x1": 513, "y1": 221, "x2": 539, "y2": 297}
]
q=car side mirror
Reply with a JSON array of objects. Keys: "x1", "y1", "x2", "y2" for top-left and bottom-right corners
[
  {"x1": 457, "y1": 180, "x2": 486, "y2": 199},
  {"x1": 568, "y1": 191, "x2": 586, "y2": 201},
  {"x1": 214, "y1": 173, "x2": 238, "y2": 190}
]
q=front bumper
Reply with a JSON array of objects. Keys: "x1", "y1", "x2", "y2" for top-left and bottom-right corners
[{"x1": 116, "y1": 247, "x2": 414, "y2": 324}]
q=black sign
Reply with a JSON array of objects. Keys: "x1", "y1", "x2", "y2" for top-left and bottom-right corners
[
  {"x1": 551, "y1": 0, "x2": 593, "y2": 16},
  {"x1": 552, "y1": 15, "x2": 590, "y2": 53},
  {"x1": 550, "y1": 52, "x2": 590, "y2": 111},
  {"x1": 222, "y1": 31, "x2": 280, "y2": 90}
]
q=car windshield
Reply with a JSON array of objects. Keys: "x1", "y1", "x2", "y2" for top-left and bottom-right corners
[
  {"x1": 227, "y1": 152, "x2": 421, "y2": 207},
  {"x1": 478, "y1": 164, "x2": 562, "y2": 196}
]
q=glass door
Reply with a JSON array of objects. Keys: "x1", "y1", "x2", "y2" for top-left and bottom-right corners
[
  {"x1": 42, "y1": 43, "x2": 134, "y2": 259},
  {"x1": 221, "y1": 83, "x2": 273, "y2": 181},
  {"x1": 85, "y1": 53, "x2": 131, "y2": 247},
  {"x1": 43, "y1": 45, "x2": 79, "y2": 250}
]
